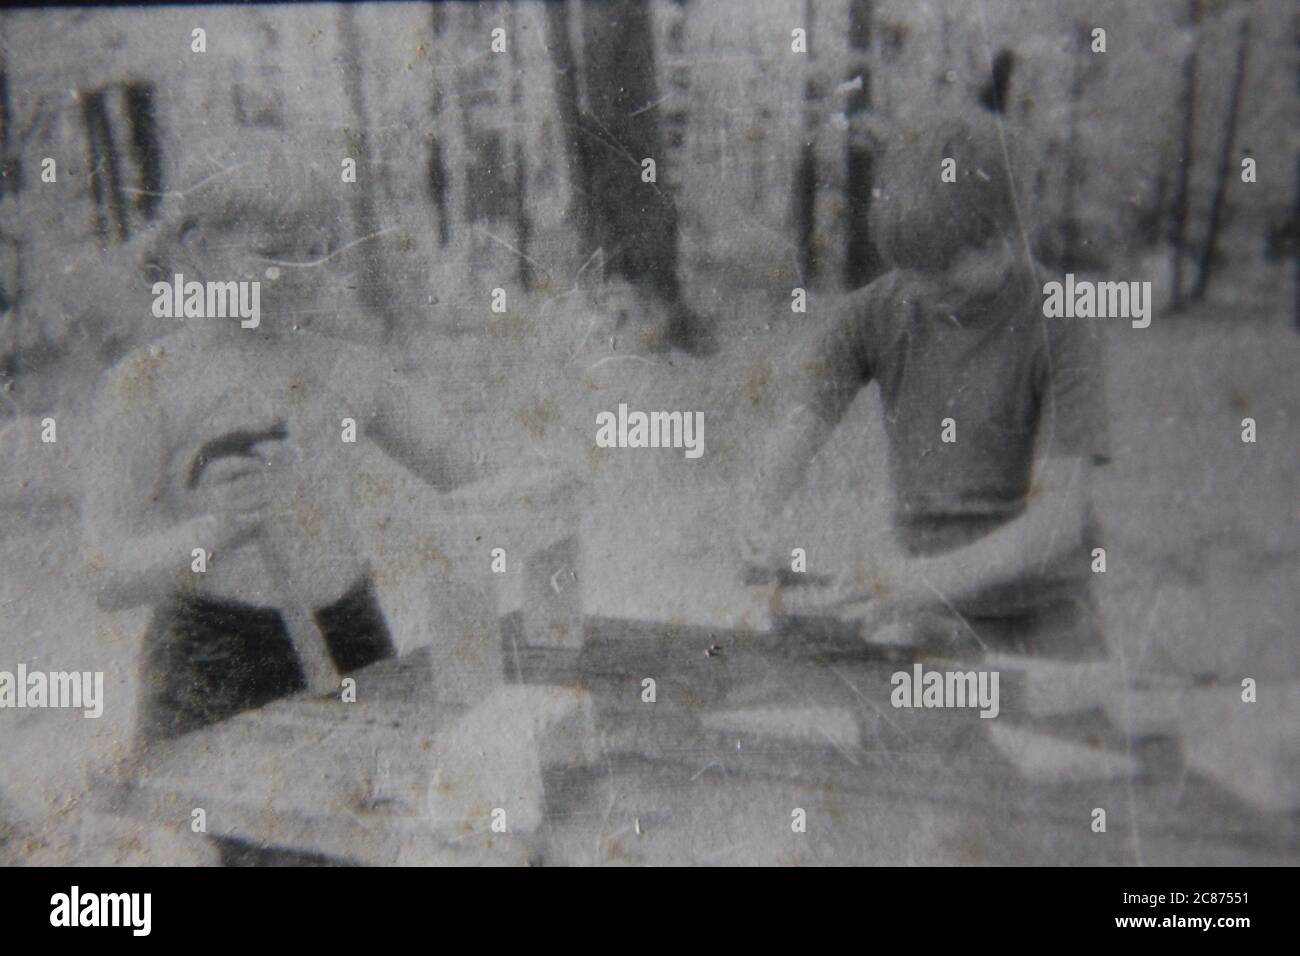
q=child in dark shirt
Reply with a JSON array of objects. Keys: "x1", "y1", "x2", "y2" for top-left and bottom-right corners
[{"x1": 749, "y1": 112, "x2": 1109, "y2": 659}]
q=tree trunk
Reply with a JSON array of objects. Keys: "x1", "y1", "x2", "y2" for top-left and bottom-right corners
[
  {"x1": 508, "y1": 5, "x2": 532, "y2": 291},
  {"x1": 79, "y1": 89, "x2": 130, "y2": 245},
  {"x1": 1061, "y1": 24, "x2": 1088, "y2": 271},
  {"x1": 544, "y1": 0, "x2": 589, "y2": 248},
  {"x1": 577, "y1": 0, "x2": 681, "y2": 303},
  {"x1": 0, "y1": 46, "x2": 19, "y2": 197},
  {"x1": 337, "y1": 4, "x2": 389, "y2": 337},
  {"x1": 426, "y1": 5, "x2": 451, "y2": 248},
  {"x1": 794, "y1": 0, "x2": 819, "y2": 285},
  {"x1": 842, "y1": 0, "x2": 884, "y2": 290},
  {"x1": 1192, "y1": 12, "x2": 1251, "y2": 302},
  {"x1": 1169, "y1": 0, "x2": 1201, "y2": 311}
]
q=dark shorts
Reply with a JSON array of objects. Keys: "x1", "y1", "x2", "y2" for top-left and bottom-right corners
[{"x1": 137, "y1": 577, "x2": 394, "y2": 742}]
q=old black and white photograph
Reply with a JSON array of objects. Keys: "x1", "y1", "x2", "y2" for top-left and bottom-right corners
[{"x1": 0, "y1": 0, "x2": 1296, "y2": 885}]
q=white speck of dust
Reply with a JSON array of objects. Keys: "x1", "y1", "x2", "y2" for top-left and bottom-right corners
[{"x1": 265, "y1": 266, "x2": 281, "y2": 280}]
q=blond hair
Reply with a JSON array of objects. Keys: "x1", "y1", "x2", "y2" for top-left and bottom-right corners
[{"x1": 145, "y1": 149, "x2": 348, "y2": 282}]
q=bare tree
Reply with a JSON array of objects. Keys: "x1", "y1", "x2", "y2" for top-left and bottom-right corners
[
  {"x1": 794, "y1": 0, "x2": 819, "y2": 285},
  {"x1": 843, "y1": 0, "x2": 884, "y2": 289},
  {"x1": 1170, "y1": 0, "x2": 1202, "y2": 311},
  {"x1": 1192, "y1": 11, "x2": 1251, "y2": 301},
  {"x1": 337, "y1": 4, "x2": 389, "y2": 337},
  {"x1": 543, "y1": 0, "x2": 709, "y2": 351},
  {"x1": 1292, "y1": 9, "x2": 1299, "y2": 330},
  {"x1": 543, "y1": 0, "x2": 589, "y2": 246}
]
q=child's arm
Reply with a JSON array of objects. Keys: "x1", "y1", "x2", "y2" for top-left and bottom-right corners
[
  {"x1": 80, "y1": 380, "x2": 263, "y2": 610},
  {"x1": 743, "y1": 291, "x2": 876, "y2": 549},
  {"x1": 333, "y1": 342, "x2": 490, "y2": 492},
  {"x1": 366, "y1": 382, "x2": 492, "y2": 491},
  {"x1": 748, "y1": 404, "x2": 840, "y2": 524},
  {"x1": 884, "y1": 453, "x2": 1092, "y2": 610},
  {"x1": 85, "y1": 513, "x2": 265, "y2": 611},
  {"x1": 780, "y1": 453, "x2": 1093, "y2": 622}
]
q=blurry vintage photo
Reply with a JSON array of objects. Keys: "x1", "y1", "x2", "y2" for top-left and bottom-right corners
[{"x1": 0, "y1": 0, "x2": 1296, "y2": 867}]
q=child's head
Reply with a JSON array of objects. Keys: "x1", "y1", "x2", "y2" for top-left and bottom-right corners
[
  {"x1": 147, "y1": 150, "x2": 355, "y2": 335},
  {"x1": 871, "y1": 110, "x2": 1021, "y2": 274}
]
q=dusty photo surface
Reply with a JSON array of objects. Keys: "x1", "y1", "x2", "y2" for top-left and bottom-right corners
[{"x1": 0, "y1": 0, "x2": 1297, "y2": 866}]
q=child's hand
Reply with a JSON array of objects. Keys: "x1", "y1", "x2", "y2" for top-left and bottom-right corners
[
  {"x1": 769, "y1": 558, "x2": 939, "y2": 636},
  {"x1": 769, "y1": 569, "x2": 864, "y2": 618},
  {"x1": 193, "y1": 467, "x2": 280, "y2": 517},
  {"x1": 853, "y1": 574, "x2": 940, "y2": 643},
  {"x1": 191, "y1": 507, "x2": 268, "y2": 555}
]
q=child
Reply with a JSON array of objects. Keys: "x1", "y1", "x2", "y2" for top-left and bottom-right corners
[
  {"x1": 748, "y1": 111, "x2": 1110, "y2": 660},
  {"x1": 81, "y1": 152, "x2": 480, "y2": 740}
]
